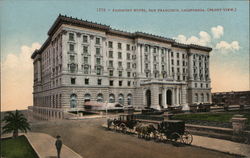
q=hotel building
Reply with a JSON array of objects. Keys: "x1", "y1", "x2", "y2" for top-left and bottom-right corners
[{"x1": 30, "y1": 15, "x2": 212, "y2": 119}]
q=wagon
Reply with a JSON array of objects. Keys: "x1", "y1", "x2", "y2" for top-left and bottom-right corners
[
  {"x1": 109, "y1": 114, "x2": 137, "y2": 133},
  {"x1": 156, "y1": 120, "x2": 193, "y2": 145}
]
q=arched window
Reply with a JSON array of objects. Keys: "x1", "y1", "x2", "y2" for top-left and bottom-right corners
[
  {"x1": 201, "y1": 93, "x2": 204, "y2": 103},
  {"x1": 118, "y1": 94, "x2": 124, "y2": 105},
  {"x1": 195, "y1": 93, "x2": 198, "y2": 102},
  {"x1": 109, "y1": 94, "x2": 115, "y2": 103},
  {"x1": 127, "y1": 94, "x2": 132, "y2": 105},
  {"x1": 97, "y1": 93, "x2": 103, "y2": 102},
  {"x1": 70, "y1": 94, "x2": 77, "y2": 108},
  {"x1": 84, "y1": 93, "x2": 91, "y2": 102}
]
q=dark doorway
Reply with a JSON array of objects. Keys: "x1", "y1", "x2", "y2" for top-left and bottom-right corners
[
  {"x1": 159, "y1": 94, "x2": 162, "y2": 108},
  {"x1": 167, "y1": 90, "x2": 172, "y2": 105},
  {"x1": 146, "y1": 90, "x2": 151, "y2": 107}
]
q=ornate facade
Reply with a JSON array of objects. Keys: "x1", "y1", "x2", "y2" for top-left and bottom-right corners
[{"x1": 31, "y1": 15, "x2": 212, "y2": 119}]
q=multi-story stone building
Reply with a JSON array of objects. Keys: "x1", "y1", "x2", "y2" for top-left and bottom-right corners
[{"x1": 30, "y1": 15, "x2": 212, "y2": 120}]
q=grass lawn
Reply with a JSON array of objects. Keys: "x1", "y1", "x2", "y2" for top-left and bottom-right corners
[
  {"x1": 1, "y1": 135, "x2": 38, "y2": 158},
  {"x1": 172, "y1": 110, "x2": 250, "y2": 125}
]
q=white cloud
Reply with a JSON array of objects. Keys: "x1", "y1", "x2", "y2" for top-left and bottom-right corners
[
  {"x1": 215, "y1": 41, "x2": 240, "y2": 54},
  {"x1": 1, "y1": 42, "x2": 41, "y2": 111},
  {"x1": 211, "y1": 25, "x2": 224, "y2": 39},
  {"x1": 174, "y1": 31, "x2": 211, "y2": 46}
]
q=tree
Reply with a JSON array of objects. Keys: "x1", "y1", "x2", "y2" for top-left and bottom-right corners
[{"x1": 2, "y1": 110, "x2": 31, "y2": 138}]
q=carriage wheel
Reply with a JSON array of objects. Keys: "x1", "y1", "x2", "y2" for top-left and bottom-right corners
[
  {"x1": 170, "y1": 132, "x2": 183, "y2": 143},
  {"x1": 182, "y1": 131, "x2": 193, "y2": 145},
  {"x1": 119, "y1": 123, "x2": 127, "y2": 134}
]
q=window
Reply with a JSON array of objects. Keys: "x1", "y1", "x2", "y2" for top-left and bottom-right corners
[
  {"x1": 126, "y1": 44, "x2": 130, "y2": 51},
  {"x1": 183, "y1": 76, "x2": 186, "y2": 80},
  {"x1": 96, "y1": 48, "x2": 100, "y2": 55},
  {"x1": 83, "y1": 46, "x2": 88, "y2": 53},
  {"x1": 201, "y1": 83, "x2": 203, "y2": 88},
  {"x1": 69, "y1": 33, "x2": 74, "y2": 41},
  {"x1": 118, "y1": 94, "x2": 124, "y2": 105},
  {"x1": 171, "y1": 59, "x2": 174, "y2": 65},
  {"x1": 109, "y1": 94, "x2": 115, "y2": 103},
  {"x1": 70, "y1": 55, "x2": 75, "y2": 62},
  {"x1": 69, "y1": 64, "x2": 76, "y2": 73},
  {"x1": 108, "y1": 41, "x2": 113, "y2": 48},
  {"x1": 119, "y1": 71, "x2": 122, "y2": 77},
  {"x1": 84, "y1": 67, "x2": 88, "y2": 74},
  {"x1": 133, "y1": 63, "x2": 136, "y2": 68},
  {"x1": 145, "y1": 46, "x2": 148, "y2": 52},
  {"x1": 109, "y1": 61, "x2": 113, "y2": 67},
  {"x1": 154, "y1": 56, "x2": 157, "y2": 61},
  {"x1": 183, "y1": 68, "x2": 186, "y2": 73},
  {"x1": 96, "y1": 37, "x2": 100, "y2": 45},
  {"x1": 69, "y1": 44, "x2": 74, "y2": 51},
  {"x1": 146, "y1": 72, "x2": 149, "y2": 78},
  {"x1": 118, "y1": 43, "x2": 122, "y2": 49},
  {"x1": 70, "y1": 94, "x2": 77, "y2": 108},
  {"x1": 118, "y1": 62, "x2": 122, "y2": 68},
  {"x1": 153, "y1": 48, "x2": 156, "y2": 53},
  {"x1": 177, "y1": 68, "x2": 180, "y2": 72},
  {"x1": 96, "y1": 67, "x2": 101, "y2": 75},
  {"x1": 177, "y1": 76, "x2": 180, "y2": 80},
  {"x1": 177, "y1": 53, "x2": 179, "y2": 58},
  {"x1": 161, "y1": 49, "x2": 164, "y2": 55},
  {"x1": 177, "y1": 60, "x2": 179, "y2": 66},
  {"x1": 97, "y1": 94, "x2": 103, "y2": 102},
  {"x1": 109, "y1": 70, "x2": 113, "y2": 76},
  {"x1": 162, "y1": 65, "x2": 165, "y2": 70},
  {"x1": 171, "y1": 52, "x2": 173, "y2": 57},
  {"x1": 145, "y1": 63, "x2": 148, "y2": 69},
  {"x1": 206, "y1": 84, "x2": 208, "y2": 88},
  {"x1": 83, "y1": 35, "x2": 88, "y2": 43},
  {"x1": 127, "y1": 53, "x2": 131, "y2": 60},
  {"x1": 109, "y1": 80, "x2": 113, "y2": 86},
  {"x1": 97, "y1": 79, "x2": 102, "y2": 85},
  {"x1": 195, "y1": 83, "x2": 197, "y2": 88},
  {"x1": 127, "y1": 81, "x2": 131, "y2": 86},
  {"x1": 162, "y1": 57, "x2": 164, "y2": 62},
  {"x1": 154, "y1": 64, "x2": 157, "y2": 70},
  {"x1": 127, "y1": 63, "x2": 131, "y2": 69},
  {"x1": 182, "y1": 54, "x2": 185, "y2": 58},
  {"x1": 109, "y1": 51, "x2": 113, "y2": 58},
  {"x1": 145, "y1": 55, "x2": 148, "y2": 60},
  {"x1": 118, "y1": 52, "x2": 122, "y2": 59},
  {"x1": 127, "y1": 72, "x2": 131, "y2": 77},
  {"x1": 183, "y1": 61, "x2": 185, "y2": 66},
  {"x1": 96, "y1": 58, "x2": 101, "y2": 65},
  {"x1": 119, "y1": 81, "x2": 122, "y2": 86},
  {"x1": 195, "y1": 93, "x2": 198, "y2": 102},
  {"x1": 84, "y1": 57, "x2": 88, "y2": 63},
  {"x1": 85, "y1": 78, "x2": 89, "y2": 85},
  {"x1": 172, "y1": 67, "x2": 174, "y2": 73},
  {"x1": 71, "y1": 78, "x2": 75, "y2": 84}
]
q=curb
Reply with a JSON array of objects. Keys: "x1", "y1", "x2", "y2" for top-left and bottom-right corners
[{"x1": 24, "y1": 134, "x2": 42, "y2": 158}]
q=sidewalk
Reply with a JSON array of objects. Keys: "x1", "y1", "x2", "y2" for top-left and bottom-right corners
[
  {"x1": 192, "y1": 135, "x2": 250, "y2": 157},
  {"x1": 25, "y1": 132, "x2": 82, "y2": 158},
  {"x1": 103, "y1": 124, "x2": 250, "y2": 157}
]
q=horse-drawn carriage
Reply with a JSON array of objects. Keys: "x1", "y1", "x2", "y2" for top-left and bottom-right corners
[{"x1": 107, "y1": 114, "x2": 193, "y2": 145}]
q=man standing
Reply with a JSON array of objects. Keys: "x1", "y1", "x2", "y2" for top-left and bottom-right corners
[{"x1": 55, "y1": 135, "x2": 62, "y2": 158}]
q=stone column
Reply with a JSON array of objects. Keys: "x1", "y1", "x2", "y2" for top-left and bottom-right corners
[
  {"x1": 188, "y1": 52, "x2": 194, "y2": 80},
  {"x1": 141, "y1": 44, "x2": 145, "y2": 77},
  {"x1": 150, "y1": 46, "x2": 154, "y2": 75},
  {"x1": 61, "y1": 31, "x2": 68, "y2": 73},
  {"x1": 137, "y1": 44, "x2": 142, "y2": 76},
  {"x1": 162, "y1": 88, "x2": 167, "y2": 108},
  {"x1": 172, "y1": 88, "x2": 175, "y2": 105}
]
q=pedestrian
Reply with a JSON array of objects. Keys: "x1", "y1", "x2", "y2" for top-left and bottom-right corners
[{"x1": 55, "y1": 135, "x2": 62, "y2": 158}]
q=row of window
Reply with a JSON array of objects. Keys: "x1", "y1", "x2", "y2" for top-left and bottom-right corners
[
  {"x1": 70, "y1": 93, "x2": 133, "y2": 107},
  {"x1": 194, "y1": 93, "x2": 210, "y2": 102},
  {"x1": 70, "y1": 78, "x2": 136, "y2": 87}
]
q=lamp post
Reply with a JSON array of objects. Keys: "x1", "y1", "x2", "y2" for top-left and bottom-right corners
[{"x1": 105, "y1": 101, "x2": 108, "y2": 118}]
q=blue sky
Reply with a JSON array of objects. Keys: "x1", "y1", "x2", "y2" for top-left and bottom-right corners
[{"x1": 0, "y1": 0, "x2": 249, "y2": 111}]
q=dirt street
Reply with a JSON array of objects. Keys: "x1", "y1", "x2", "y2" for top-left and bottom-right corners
[{"x1": 31, "y1": 118, "x2": 237, "y2": 158}]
